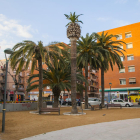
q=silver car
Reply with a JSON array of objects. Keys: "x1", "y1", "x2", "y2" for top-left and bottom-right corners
[{"x1": 111, "y1": 99, "x2": 133, "y2": 107}]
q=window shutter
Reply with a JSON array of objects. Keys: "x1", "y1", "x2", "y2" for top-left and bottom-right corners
[
  {"x1": 129, "y1": 78, "x2": 136, "y2": 82},
  {"x1": 126, "y1": 43, "x2": 133, "y2": 49}
]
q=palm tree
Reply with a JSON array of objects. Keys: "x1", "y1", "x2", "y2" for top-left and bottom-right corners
[
  {"x1": 10, "y1": 41, "x2": 64, "y2": 114},
  {"x1": 27, "y1": 58, "x2": 87, "y2": 108},
  {"x1": 93, "y1": 31, "x2": 125, "y2": 107},
  {"x1": 64, "y1": 12, "x2": 83, "y2": 114},
  {"x1": 77, "y1": 33, "x2": 104, "y2": 109}
]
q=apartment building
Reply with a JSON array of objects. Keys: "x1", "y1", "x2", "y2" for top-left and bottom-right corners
[
  {"x1": 98, "y1": 22, "x2": 140, "y2": 102},
  {"x1": 29, "y1": 52, "x2": 99, "y2": 101},
  {"x1": 0, "y1": 59, "x2": 31, "y2": 101}
]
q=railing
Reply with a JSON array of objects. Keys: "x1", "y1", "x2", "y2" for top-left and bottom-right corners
[
  {"x1": 19, "y1": 81, "x2": 24, "y2": 84},
  {"x1": 17, "y1": 88, "x2": 25, "y2": 92},
  {"x1": 90, "y1": 69, "x2": 96, "y2": 74},
  {"x1": 1, "y1": 66, "x2": 6, "y2": 70},
  {"x1": 0, "y1": 80, "x2": 5, "y2": 83}
]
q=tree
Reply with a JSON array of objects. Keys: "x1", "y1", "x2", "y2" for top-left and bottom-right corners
[
  {"x1": 64, "y1": 12, "x2": 83, "y2": 114},
  {"x1": 94, "y1": 31, "x2": 125, "y2": 107},
  {"x1": 27, "y1": 57, "x2": 87, "y2": 108},
  {"x1": 77, "y1": 33, "x2": 104, "y2": 109},
  {"x1": 10, "y1": 41, "x2": 61, "y2": 114}
]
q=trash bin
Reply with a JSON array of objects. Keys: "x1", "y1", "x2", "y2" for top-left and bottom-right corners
[{"x1": 81, "y1": 102, "x2": 85, "y2": 109}]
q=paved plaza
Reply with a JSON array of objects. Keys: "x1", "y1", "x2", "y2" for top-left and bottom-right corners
[{"x1": 21, "y1": 118, "x2": 140, "y2": 140}]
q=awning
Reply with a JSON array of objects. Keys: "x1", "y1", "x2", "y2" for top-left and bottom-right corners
[
  {"x1": 37, "y1": 93, "x2": 50, "y2": 97},
  {"x1": 129, "y1": 78, "x2": 136, "y2": 82}
]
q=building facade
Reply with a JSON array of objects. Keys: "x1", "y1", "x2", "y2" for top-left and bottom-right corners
[
  {"x1": 0, "y1": 59, "x2": 31, "y2": 101},
  {"x1": 98, "y1": 22, "x2": 140, "y2": 102}
]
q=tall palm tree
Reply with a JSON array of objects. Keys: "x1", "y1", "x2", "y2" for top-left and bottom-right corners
[
  {"x1": 93, "y1": 31, "x2": 125, "y2": 107},
  {"x1": 10, "y1": 41, "x2": 64, "y2": 114},
  {"x1": 64, "y1": 12, "x2": 83, "y2": 114},
  {"x1": 27, "y1": 58, "x2": 87, "y2": 108},
  {"x1": 77, "y1": 33, "x2": 104, "y2": 109}
]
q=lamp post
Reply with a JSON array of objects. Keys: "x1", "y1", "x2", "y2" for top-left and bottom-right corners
[
  {"x1": 2, "y1": 48, "x2": 13, "y2": 132},
  {"x1": 109, "y1": 83, "x2": 112, "y2": 103}
]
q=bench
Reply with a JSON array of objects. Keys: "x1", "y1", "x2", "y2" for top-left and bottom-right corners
[
  {"x1": 40, "y1": 108, "x2": 60, "y2": 115},
  {"x1": 107, "y1": 104, "x2": 122, "y2": 109},
  {"x1": 91, "y1": 105, "x2": 102, "y2": 111}
]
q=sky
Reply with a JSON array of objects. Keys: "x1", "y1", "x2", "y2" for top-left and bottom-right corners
[{"x1": 0, "y1": 0, "x2": 140, "y2": 59}]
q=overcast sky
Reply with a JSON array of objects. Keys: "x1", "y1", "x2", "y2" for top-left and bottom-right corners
[{"x1": 0, "y1": 0, "x2": 140, "y2": 59}]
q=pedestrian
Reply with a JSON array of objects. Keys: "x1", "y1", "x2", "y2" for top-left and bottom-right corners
[{"x1": 78, "y1": 98, "x2": 80, "y2": 106}]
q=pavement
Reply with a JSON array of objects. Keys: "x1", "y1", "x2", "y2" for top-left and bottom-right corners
[{"x1": 21, "y1": 118, "x2": 140, "y2": 140}]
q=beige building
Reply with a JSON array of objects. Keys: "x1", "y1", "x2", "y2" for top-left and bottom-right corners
[{"x1": 0, "y1": 59, "x2": 31, "y2": 101}]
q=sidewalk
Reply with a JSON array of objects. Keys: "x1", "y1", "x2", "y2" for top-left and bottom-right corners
[{"x1": 21, "y1": 118, "x2": 140, "y2": 140}]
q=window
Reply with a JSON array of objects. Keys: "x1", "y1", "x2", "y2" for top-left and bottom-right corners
[
  {"x1": 113, "y1": 100, "x2": 117, "y2": 102},
  {"x1": 129, "y1": 78, "x2": 136, "y2": 84},
  {"x1": 13, "y1": 71, "x2": 16, "y2": 73},
  {"x1": 12, "y1": 85, "x2": 15, "y2": 88},
  {"x1": 118, "y1": 100, "x2": 123, "y2": 102},
  {"x1": 127, "y1": 55, "x2": 134, "y2": 61},
  {"x1": 126, "y1": 43, "x2": 133, "y2": 49},
  {"x1": 120, "y1": 79, "x2": 126, "y2": 85},
  {"x1": 119, "y1": 68, "x2": 125, "y2": 73},
  {"x1": 125, "y1": 32, "x2": 132, "y2": 38},
  {"x1": 128, "y1": 66, "x2": 135, "y2": 72},
  {"x1": 27, "y1": 73, "x2": 29, "y2": 76},
  {"x1": 120, "y1": 56, "x2": 124, "y2": 61},
  {"x1": 46, "y1": 86, "x2": 50, "y2": 89},
  {"x1": 116, "y1": 34, "x2": 122, "y2": 40},
  {"x1": 117, "y1": 45, "x2": 123, "y2": 50},
  {"x1": 28, "y1": 67, "x2": 29, "y2": 69}
]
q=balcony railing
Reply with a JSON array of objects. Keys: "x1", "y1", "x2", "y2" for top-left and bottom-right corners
[
  {"x1": 90, "y1": 69, "x2": 96, "y2": 74},
  {"x1": 0, "y1": 80, "x2": 5, "y2": 84},
  {"x1": 17, "y1": 88, "x2": 25, "y2": 92},
  {"x1": 19, "y1": 81, "x2": 24, "y2": 85},
  {"x1": 1, "y1": 67, "x2": 6, "y2": 71},
  {"x1": 0, "y1": 73, "x2": 5, "y2": 77},
  {"x1": 0, "y1": 87, "x2": 4, "y2": 90}
]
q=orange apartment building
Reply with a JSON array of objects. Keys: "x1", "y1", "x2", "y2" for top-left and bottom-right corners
[
  {"x1": 98, "y1": 22, "x2": 140, "y2": 102},
  {"x1": 29, "y1": 44, "x2": 99, "y2": 101}
]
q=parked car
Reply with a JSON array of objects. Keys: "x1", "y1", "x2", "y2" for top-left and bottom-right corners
[
  {"x1": 63, "y1": 98, "x2": 79, "y2": 106},
  {"x1": 111, "y1": 99, "x2": 134, "y2": 107},
  {"x1": 88, "y1": 98, "x2": 101, "y2": 106}
]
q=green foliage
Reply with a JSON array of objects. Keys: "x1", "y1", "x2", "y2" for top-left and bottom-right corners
[
  {"x1": 93, "y1": 31, "x2": 126, "y2": 71},
  {"x1": 77, "y1": 33, "x2": 104, "y2": 70},
  {"x1": 27, "y1": 56, "x2": 87, "y2": 96},
  {"x1": 64, "y1": 12, "x2": 83, "y2": 26}
]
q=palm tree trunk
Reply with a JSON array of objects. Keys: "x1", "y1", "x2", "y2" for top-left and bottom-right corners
[
  {"x1": 53, "y1": 95, "x2": 59, "y2": 108},
  {"x1": 70, "y1": 37, "x2": 78, "y2": 114},
  {"x1": 85, "y1": 60, "x2": 88, "y2": 109},
  {"x1": 38, "y1": 57, "x2": 43, "y2": 114},
  {"x1": 101, "y1": 67, "x2": 105, "y2": 107},
  {"x1": 80, "y1": 70, "x2": 83, "y2": 103},
  {"x1": 14, "y1": 84, "x2": 18, "y2": 102}
]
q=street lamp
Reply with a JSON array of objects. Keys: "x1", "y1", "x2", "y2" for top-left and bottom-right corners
[
  {"x1": 109, "y1": 83, "x2": 112, "y2": 103},
  {"x1": 2, "y1": 48, "x2": 13, "y2": 132}
]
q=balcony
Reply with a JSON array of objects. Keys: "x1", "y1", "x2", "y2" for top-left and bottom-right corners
[
  {"x1": 20, "y1": 73, "x2": 25, "y2": 78},
  {"x1": 17, "y1": 87, "x2": 25, "y2": 92},
  {"x1": 0, "y1": 73, "x2": 5, "y2": 77},
  {"x1": 19, "y1": 81, "x2": 24, "y2": 85},
  {"x1": 0, "y1": 80, "x2": 5, "y2": 84},
  {"x1": 90, "y1": 69, "x2": 96, "y2": 74},
  {"x1": 1, "y1": 67, "x2": 6, "y2": 71},
  {"x1": 0, "y1": 87, "x2": 4, "y2": 91}
]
